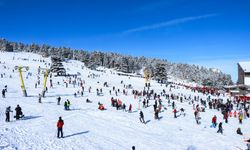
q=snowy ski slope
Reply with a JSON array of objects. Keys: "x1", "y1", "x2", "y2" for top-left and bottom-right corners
[{"x1": 0, "y1": 52, "x2": 249, "y2": 150}]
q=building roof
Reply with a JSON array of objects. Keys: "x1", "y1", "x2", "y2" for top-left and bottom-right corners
[{"x1": 239, "y1": 61, "x2": 250, "y2": 72}]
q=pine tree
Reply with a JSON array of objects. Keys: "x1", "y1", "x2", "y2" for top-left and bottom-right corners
[{"x1": 154, "y1": 63, "x2": 167, "y2": 83}]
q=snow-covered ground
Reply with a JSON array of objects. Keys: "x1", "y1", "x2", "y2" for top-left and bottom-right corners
[{"x1": 0, "y1": 52, "x2": 249, "y2": 150}]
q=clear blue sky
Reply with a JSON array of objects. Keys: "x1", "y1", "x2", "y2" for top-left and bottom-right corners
[{"x1": 0, "y1": 0, "x2": 250, "y2": 82}]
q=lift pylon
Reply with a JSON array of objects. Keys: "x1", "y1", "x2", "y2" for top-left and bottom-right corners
[{"x1": 15, "y1": 66, "x2": 29, "y2": 97}]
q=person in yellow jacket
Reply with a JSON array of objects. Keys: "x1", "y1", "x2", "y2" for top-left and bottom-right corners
[{"x1": 239, "y1": 114, "x2": 243, "y2": 124}]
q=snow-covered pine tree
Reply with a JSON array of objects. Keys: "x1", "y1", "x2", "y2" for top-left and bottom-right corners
[{"x1": 154, "y1": 63, "x2": 167, "y2": 83}]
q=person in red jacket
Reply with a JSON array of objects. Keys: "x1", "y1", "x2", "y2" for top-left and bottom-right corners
[
  {"x1": 57, "y1": 117, "x2": 64, "y2": 138},
  {"x1": 173, "y1": 109, "x2": 177, "y2": 118},
  {"x1": 211, "y1": 115, "x2": 217, "y2": 128}
]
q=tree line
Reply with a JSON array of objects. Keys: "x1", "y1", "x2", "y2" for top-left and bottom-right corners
[{"x1": 0, "y1": 38, "x2": 233, "y2": 88}]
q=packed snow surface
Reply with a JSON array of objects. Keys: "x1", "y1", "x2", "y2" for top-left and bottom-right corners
[{"x1": 0, "y1": 52, "x2": 249, "y2": 150}]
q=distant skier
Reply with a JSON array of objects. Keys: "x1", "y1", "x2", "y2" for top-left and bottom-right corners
[
  {"x1": 57, "y1": 96, "x2": 61, "y2": 105},
  {"x1": 172, "y1": 101, "x2": 175, "y2": 109},
  {"x1": 217, "y1": 122, "x2": 223, "y2": 134},
  {"x1": 194, "y1": 111, "x2": 200, "y2": 124},
  {"x1": 57, "y1": 117, "x2": 64, "y2": 138},
  {"x1": 2, "y1": 89, "x2": 6, "y2": 98},
  {"x1": 64, "y1": 101, "x2": 68, "y2": 110},
  {"x1": 38, "y1": 94, "x2": 42, "y2": 103},
  {"x1": 142, "y1": 99, "x2": 146, "y2": 108},
  {"x1": 5, "y1": 106, "x2": 13, "y2": 122},
  {"x1": 122, "y1": 103, "x2": 126, "y2": 111},
  {"x1": 129, "y1": 104, "x2": 132, "y2": 113},
  {"x1": 211, "y1": 115, "x2": 217, "y2": 128},
  {"x1": 239, "y1": 113, "x2": 243, "y2": 124},
  {"x1": 139, "y1": 111, "x2": 145, "y2": 123},
  {"x1": 173, "y1": 108, "x2": 177, "y2": 118},
  {"x1": 67, "y1": 100, "x2": 70, "y2": 110},
  {"x1": 15, "y1": 105, "x2": 23, "y2": 120}
]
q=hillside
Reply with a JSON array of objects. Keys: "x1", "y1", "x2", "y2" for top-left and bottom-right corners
[
  {"x1": 0, "y1": 39, "x2": 233, "y2": 88},
  {"x1": 0, "y1": 51, "x2": 249, "y2": 150}
]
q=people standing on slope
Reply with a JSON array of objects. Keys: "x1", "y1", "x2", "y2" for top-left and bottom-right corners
[
  {"x1": 15, "y1": 105, "x2": 23, "y2": 120},
  {"x1": 139, "y1": 111, "x2": 145, "y2": 123},
  {"x1": 38, "y1": 94, "x2": 42, "y2": 103},
  {"x1": 57, "y1": 96, "x2": 61, "y2": 105},
  {"x1": 217, "y1": 122, "x2": 223, "y2": 134},
  {"x1": 129, "y1": 104, "x2": 132, "y2": 113},
  {"x1": 57, "y1": 117, "x2": 64, "y2": 138},
  {"x1": 2, "y1": 89, "x2": 6, "y2": 98},
  {"x1": 5, "y1": 106, "x2": 13, "y2": 122}
]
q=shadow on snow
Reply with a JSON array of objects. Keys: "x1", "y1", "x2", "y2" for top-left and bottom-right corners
[
  {"x1": 64, "y1": 131, "x2": 89, "y2": 138},
  {"x1": 22, "y1": 116, "x2": 42, "y2": 121}
]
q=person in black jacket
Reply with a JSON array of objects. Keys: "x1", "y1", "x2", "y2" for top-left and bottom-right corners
[
  {"x1": 217, "y1": 122, "x2": 223, "y2": 134},
  {"x1": 5, "y1": 106, "x2": 12, "y2": 122},
  {"x1": 139, "y1": 111, "x2": 145, "y2": 123},
  {"x1": 57, "y1": 96, "x2": 61, "y2": 105},
  {"x1": 2, "y1": 89, "x2": 6, "y2": 98},
  {"x1": 15, "y1": 105, "x2": 23, "y2": 120},
  {"x1": 236, "y1": 128, "x2": 243, "y2": 135}
]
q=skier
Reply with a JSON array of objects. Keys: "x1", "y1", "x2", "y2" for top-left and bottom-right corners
[
  {"x1": 211, "y1": 115, "x2": 217, "y2": 128},
  {"x1": 57, "y1": 117, "x2": 64, "y2": 138},
  {"x1": 5, "y1": 106, "x2": 13, "y2": 122},
  {"x1": 129, "y1": 104, "x2": 132, "y2": 113},
  {"x1": 172, "y1": 101, "x2": 175, "y2": 109},
  {"x1": 132, "y1": 146, "x2": 135, "y2": 150},
  {"x1": 64, "y1": 101, "x2": 68, "y2": 110},
  {"x1": 142, "y1": 99, "x2": 146, "y2": 108},
  {"x1": 57, "y1": 96, "x2": 61, "y2": 105},
  {"x1": 194, "y1": 111, "x2": 200, "y2": 124},
  {"x1": 139, "y1": 111, "x2": 145, "y2": 123},
  {"x1": 2, "y1": 89, "x2": 6, "y2": 98},
  {"x1": 217, "y1": 122, "x2": 223, "y2": 134},
  {"x1": 122, "y1": 103, "x2": 126, "y2": 111},
  {"x1": 173, "y1": 108, "x2": 177, "y2": 118},
  {"x1": 67, "y1": 100, "x2": 70, "y2": 110},
  {"x1": 38, "y1": 94, "x2": 42, "y2": 103},
  {"x1": 15, "y1": 105, "x2": 23, "y2": 120},
  {"x1": 239, "y1": 113, "x2": 243, "y2": 124}
]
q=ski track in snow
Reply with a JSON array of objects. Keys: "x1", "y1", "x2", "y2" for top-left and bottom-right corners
[{"x1": 0, "y1": 52, "x2": 249, "y2": 150}]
